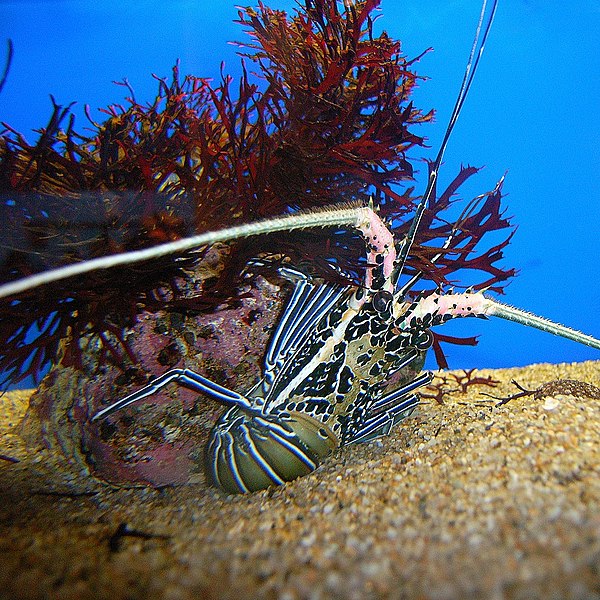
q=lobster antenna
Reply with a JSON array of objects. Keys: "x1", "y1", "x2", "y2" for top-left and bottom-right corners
[
  {"x1": 0, "y1": 39, "x2": 13, "y2": 95},
  {"x1": 483, "y1": 297, "x2": 600, "y2": 350},
  {"x1": 0, "y1": 203, "x2": 376, "y2": 299},
  {"x1": 394, "y1": 0, "x2": 499, "y2": 282},
  {"x1": 0, "y1": 3, "x2": 499, "y2": 302}
]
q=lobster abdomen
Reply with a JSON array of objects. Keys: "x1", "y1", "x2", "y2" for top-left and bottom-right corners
[{"x1": 205, "y1": 407, "x2": 339, "y2": 494}]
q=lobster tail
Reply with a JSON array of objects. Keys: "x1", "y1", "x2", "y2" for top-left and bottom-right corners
[{"x1": 206, "y1": 407, "x2": 339, "y2": 494}]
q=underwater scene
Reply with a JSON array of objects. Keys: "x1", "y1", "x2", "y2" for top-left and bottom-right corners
[{"x1": 0, "y1": 1, "x2": 599, "y2": 599}]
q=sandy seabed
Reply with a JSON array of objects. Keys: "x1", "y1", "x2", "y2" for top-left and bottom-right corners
[{"x1": 1, "y1": 361, "x2": 599, "y2": 600}]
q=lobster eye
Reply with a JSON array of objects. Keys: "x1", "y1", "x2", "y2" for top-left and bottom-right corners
[
  {"x1": 372, "y1": 290, "x2": 393, "y2": 314},
  {"x1": 415, "y1": 329, "x2": 434, "y2": 351}
]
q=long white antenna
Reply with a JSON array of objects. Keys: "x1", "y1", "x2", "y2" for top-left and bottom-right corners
[
  {"x1": 484, "y1": 297, "x2": 600, "y2": 350},
  {"x1": 0, "y1": 204, "x2": 373, "y2": 299}
]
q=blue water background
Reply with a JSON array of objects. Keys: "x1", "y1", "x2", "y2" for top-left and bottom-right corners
[{"x1": 0, "y1": 1, "x2": 598, "y2": 375}]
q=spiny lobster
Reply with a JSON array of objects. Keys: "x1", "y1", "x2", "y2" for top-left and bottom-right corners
[{"x1": 89, "y1": 0, "x2": 600, "y2": 494}]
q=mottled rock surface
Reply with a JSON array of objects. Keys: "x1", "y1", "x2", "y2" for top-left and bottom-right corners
[{"x1": 1, "y1": 361, "x2": 599, "y2": 600}]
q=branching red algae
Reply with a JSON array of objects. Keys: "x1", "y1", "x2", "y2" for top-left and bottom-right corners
[{"x1": 0, "y1": 0, "x2": 515, "y2": 388}]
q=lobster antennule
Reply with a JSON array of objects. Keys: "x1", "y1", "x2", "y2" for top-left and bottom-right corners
[
  {"x1": 393, "y1": 0, "x2": 499, "y2": 286},
  {"x1": 395, "y1": 175, "x2": 506, "y2": 299}
]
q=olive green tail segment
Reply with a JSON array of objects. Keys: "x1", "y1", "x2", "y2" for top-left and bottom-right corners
[
  {"x1": 0, "y1": 203, "x2": 382, "y2": 300},
  {"x1": 206, "y1": 408, "x2": 339, "y2": 495},
  {"x1": 483, "y1": 297, "x2": 600, "y2": 350}
]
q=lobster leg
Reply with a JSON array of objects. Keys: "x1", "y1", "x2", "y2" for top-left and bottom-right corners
[
  {"x1": 346, "y1": 371, "x2": 433, "y2": 445},
  {"x1": 264, "y1": 268, "x2": 346, "y2": 387},
  {"x1": 92, "y1": 368, "x2": 257, "y2": 422}
]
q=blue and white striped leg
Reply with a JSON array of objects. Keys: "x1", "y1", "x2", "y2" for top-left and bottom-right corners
[
  {"x1": 347, "y1": 371, "x2": 433, "y2": 445},
  {"x1": 92, "y1": 368, "x2": 256, "y2": 422},
  {"x1": 264, "y1": 268, "x2": 345, "y2": 387},
  {"x1": 369, "y1": 370, "x2": 433, "y2": 413}
]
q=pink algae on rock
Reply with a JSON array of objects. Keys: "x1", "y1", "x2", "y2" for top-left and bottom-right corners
[{"x1": 18, "y1": 276, "x2": 285, "y2": 486}]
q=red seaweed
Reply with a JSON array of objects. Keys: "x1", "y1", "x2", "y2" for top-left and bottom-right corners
[{"x1": 0, "y1": 0, "x2": 515, "y2": 388}]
